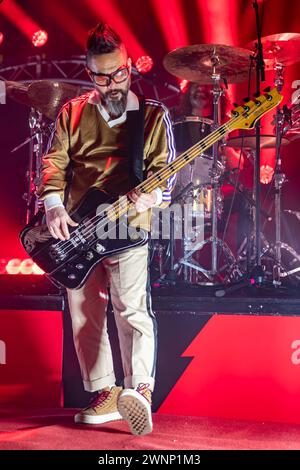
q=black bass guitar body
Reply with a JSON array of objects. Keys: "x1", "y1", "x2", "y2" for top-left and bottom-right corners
[{"x1": 20, "y1": 189, "x2": 148, "y2": 289}]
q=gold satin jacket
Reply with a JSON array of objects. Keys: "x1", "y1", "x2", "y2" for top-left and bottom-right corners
[{"x1": 37, "y1": 90, "x2": 176, "y2": 230}]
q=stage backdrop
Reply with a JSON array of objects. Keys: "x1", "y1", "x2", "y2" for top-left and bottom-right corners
[
  {"x1": 61, "y1": 306, "x2": 300, "y2": 425},
  {"x1": 0, "y1": 309, "x2": 63, "y2": 407},
  {"x1": 157, "y1": 314, "x2": 300, "y2": 425}
]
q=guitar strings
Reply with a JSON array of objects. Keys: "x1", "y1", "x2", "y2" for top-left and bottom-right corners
[
  {"x1": 53, "y1": 95, "x2": 275, "y2": 258},
  {"x1": 54, "y1": 112, "x2": 246, "y2": 257}
]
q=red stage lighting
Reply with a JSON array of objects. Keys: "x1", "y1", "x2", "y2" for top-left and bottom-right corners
[
  {"x1": 179, "y1": 79, "x2": 189, "y2": 93},
  {"x1": 6, "y1": 259, "x2": 22, "y2": 275},
  {"x1": 0, "y1": 32, "x2": 4, "y2": 45},
  {"x1": 135, "y1": 56, "x2": 154, "y2": 74},
  {"x1": 84, "y1": 0, "x2": 147, "y2": 61},
  {"x1": 5, "y1": 258, "x2": 44, "y2": 275},
  {"x1": 32, "y1": 30, "x2": 48, "y2": 47}
]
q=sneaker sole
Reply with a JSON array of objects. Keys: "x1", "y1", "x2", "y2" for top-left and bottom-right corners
[
  {"x1": 117, "y1": 390, "x2": 153, "y2": 436},
  {"x1": 74, "y1": 411, "x2": 123, "y2": 424}
]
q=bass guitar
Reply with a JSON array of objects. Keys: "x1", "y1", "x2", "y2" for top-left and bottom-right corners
[{"x1": 20, "y1": 87, "x2": 282, "y2": 289}]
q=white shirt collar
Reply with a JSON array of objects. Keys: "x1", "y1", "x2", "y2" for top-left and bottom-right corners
[{"x1": 89, "y1": 89, "x2": 140, "y2": 128}]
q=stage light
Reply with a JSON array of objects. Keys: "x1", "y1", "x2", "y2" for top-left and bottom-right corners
[
  {"x1": 20, "y1": 259, "x2": 34, "y2": 275},
  {"x1": 32, "y1": 30, "x2": 48, "y2": 47},
  {"x1": 179, "y1": 79, "x2": 189, "y2": 93},
  {"x1": 151, "y1": 0, "x2": 189, "y2": 51},
  {"x1": 32, "y1": 263, "x2": 44, "y2": 275},
  {"x1": 135, "y1": 56, "x2": 154, "y2": 74},
  {"x1": 196, "y1": 0, "x2": 238, "y2": 44},
  {"x1": 0, "y1": 33, "x2": 4, "y2": 45},
  {"x1": 6, "y1": 259, "x2": 21, "y2": 275},
  {"x1": 2, "y1": 0, "x2": 41, "y2": 43},
  {"x1": 4, "y1": 258, "x2": 44, "y2": 275}
]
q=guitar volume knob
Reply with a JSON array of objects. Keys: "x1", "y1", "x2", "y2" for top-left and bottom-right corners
[
  {"x1": 85, "y1": 251, "x2": 94, "y2": 260},
  {"x1": 68, "y1": 273, "x2": 77, "y2": 280}
]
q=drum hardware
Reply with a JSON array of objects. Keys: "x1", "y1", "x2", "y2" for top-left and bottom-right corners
[
  {"x1": 220, "y1": 31, "x2": 300, "y2": 294},
  {"x1": 6, "y1": 79, "x2": 82, "y2": 121},
  {"x1": 226, "y1": 134, "x2": 290, "y2": 149},
  {"x1": 163, "y1": 44, "x2": 253, "y2": 85},
  {"x1": 257, "y1": 59, "x2": 300, "y2": 285},
  {"x1": 11, "y1": 121, "x2": 53, "y2": 154},
  {"x1": 246, "y1": 32, "x2": 300, "y2": 71},
  {"x1": 243, "y1": 29, "x2": 300, "y2": 287},
  {"x1": 164, "y1": 43, "x2": 259, "y2": 284},
  {"x1": 217, "y1": 26, "x2": 300, "y2": 295},
  {"x1": 7, "y1": 79, "x2": 82, "y2": 222},
  {"x1": 22, "y1": 108, "x2": 44, "y2": 223}
]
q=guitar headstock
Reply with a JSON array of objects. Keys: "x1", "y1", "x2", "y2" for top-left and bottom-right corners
[{"x1": 229, "y1": 87, "x2": 283, "y2": 131}]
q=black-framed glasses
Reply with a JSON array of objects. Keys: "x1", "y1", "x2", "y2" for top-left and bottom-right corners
[{"x1": 87, "y1": 65, "x2": 130, "y2": 87}]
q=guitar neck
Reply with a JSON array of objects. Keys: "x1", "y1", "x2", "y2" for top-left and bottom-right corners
[
  {"x1": 105, "y1": 116, "x2": 240, "y2": 223},
  {"x1": 138, "y1": 119, "x2": 235, "y2": 195}
]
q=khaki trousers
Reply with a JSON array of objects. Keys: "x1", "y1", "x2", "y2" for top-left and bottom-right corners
[{"x1": 67, "y1": 243, "x2": 157, "y2": 392}]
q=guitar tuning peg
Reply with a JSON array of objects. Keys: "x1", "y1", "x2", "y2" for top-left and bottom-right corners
[
  {"x1": 233, "y1": 102, "x2": 239, "y2": 108},
  {"x1": 263, "y1": 86, "x2": 271, "y2": 92},
  {"x1": 253, "y1": 92, "x2": 260, "y2": 98},
  {"x1": 264, "y1": 93, "x2": 273, "y2": 101},
  {"x1": 243, "y1": 97, "x2": 250, "y2": 103}
]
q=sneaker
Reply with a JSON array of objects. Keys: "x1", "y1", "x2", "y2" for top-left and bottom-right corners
[
  {"x1": 117, "y1": 383, "x2": 153, "y2": 436},
  {"x1": 74, "y1": 386, "x2": 123, "y2": 424}
]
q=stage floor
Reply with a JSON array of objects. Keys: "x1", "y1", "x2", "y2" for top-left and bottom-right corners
[
  {"x1": 1, "y1": 407, "x2": 300, "y2": 450},
  {"x1": 0, "y1": 275, "x2": 300, "y2": 315}
]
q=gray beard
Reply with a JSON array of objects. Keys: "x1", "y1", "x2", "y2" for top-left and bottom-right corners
[{"x1": 101, "y1": 90, "x2": 128, "y2": 118}]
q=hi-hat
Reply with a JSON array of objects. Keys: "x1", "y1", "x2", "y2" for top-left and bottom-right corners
[
  {"x1": 6, "y1": 80, "x2": 82, "y2": 120},
  {"x1": 6, "y1": 80, "x2": 31, "y2": 106},
  {"x1": 226, "y1": 134, "x2": 290, "y2": 149},
  {"x1": 163, "y1": 44, "x2": 252, "y2": 84},
  {"x1": 246, "y1": 32, "x2": 300, "y2": 69},
  {"x1": 27, "y1": 81, "x2": 81, "y2": 120}
]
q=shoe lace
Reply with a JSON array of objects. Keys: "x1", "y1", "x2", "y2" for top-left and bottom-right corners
[
  {"x1": 90, "y1": 389, "x2": 111, "y2": 408},
  {"x1": 136, "y1": 383, "x2": 150, "y2": 394},
  {"x1": 136, "y1": 383, "x2": 151, "y2": 403}
]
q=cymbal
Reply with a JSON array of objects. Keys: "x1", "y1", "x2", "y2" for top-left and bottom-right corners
[
  {"x1": 6, "y1": 80, "x2": 81, "y2": 120},
  {"x1": 246, "y1": 33, "x2": 300, "y2": 69},
  {"x1": 5, "y1": 80, "x2": 31, "y2": 106},
  {"x1": 163, "y1": 44, "x2": 252, "y2": 84},
  {"x1": 226, "y1": 134, "x2": 290, "y2": 149},
  {"x1": 27, "y1": 81, "x2": 81, "y2": 120}
]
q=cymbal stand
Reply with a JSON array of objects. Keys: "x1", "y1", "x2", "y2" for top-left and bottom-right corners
[
  {"x1": 269, "y1": 63, "x2": 300, "y2": 284},
  {"x1": 210, "y1": 60, "x2": 223, "y2": 275},
  {"x1": 24, "y1": 108, "x2": 44, "y2": 223},
  {"x1": 271, "y1": 63, "x2": 286, "y2": 285},
  {"x1": 236, "y1": 154, "x2": 272, "y2": 276},
  {"x1": 178, "y1": 56, "x2": 241, "y2": 284}
]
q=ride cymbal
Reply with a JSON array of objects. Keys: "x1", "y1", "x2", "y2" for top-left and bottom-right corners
[
  {"x1": 246, "y1": 32, "x2": 300, "y2": 69},
  {"x1": 163, "y1": 44, "x2": 252, "y2": 84},
  {"x1": 226, "y1": 134, "x2": 290, "y2": 149}
]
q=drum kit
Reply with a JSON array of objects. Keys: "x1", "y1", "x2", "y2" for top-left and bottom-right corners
[
  {"x1": 154, "y1": 32, "x2": 300, "y2": 287},
  {"x1": 5, "y1": 32, "x2": 300, "y2": 288},
  {"x1": 6, "y1": 80, "x2": 84, "y2": 222}
]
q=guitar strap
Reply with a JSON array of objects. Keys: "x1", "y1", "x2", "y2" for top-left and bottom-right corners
[{"x1": 126, "y1": 94, "x2": 145, "y2": 189}]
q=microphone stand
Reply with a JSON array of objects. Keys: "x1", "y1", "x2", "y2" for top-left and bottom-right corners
[
  {"x1": 215, "y1": 0, "x2": 266, "y2": 297},
  {"x1": 252, "y1": 0, "x2": 266, "y2": 283}
]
